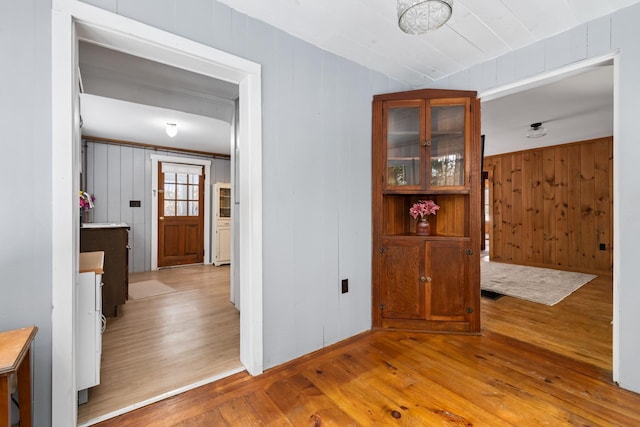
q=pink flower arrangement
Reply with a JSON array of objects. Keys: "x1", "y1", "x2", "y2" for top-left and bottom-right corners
[
  {"x1": 80, "y1": 191, "x2": 95, "y2": 210},
  {"x1": 409, "y1": 199, "x2": 440, "y2": 219}
]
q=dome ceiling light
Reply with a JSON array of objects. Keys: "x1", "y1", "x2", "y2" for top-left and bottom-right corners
[
  {"x1": 397, "y1": 0, "x2": 453, "y2": 35},
  {"x1": 526, "y1": 122, "x2": 547, "y2": 139},
  {"x1": 165, "y1": 122, "x2": 178, "y2": 138}
]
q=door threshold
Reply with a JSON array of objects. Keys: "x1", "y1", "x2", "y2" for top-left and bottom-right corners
[{"x1": 77, "y1": 364, "x2": 245, "y2": 427}]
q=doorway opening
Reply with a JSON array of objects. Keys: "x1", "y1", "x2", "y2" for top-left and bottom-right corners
[
  {"x1": 51, "y1": 5, "x2": 263, "y2": 426},
  {"x1": 479, "y1": 53, "x2": 616, "y2": 375}
]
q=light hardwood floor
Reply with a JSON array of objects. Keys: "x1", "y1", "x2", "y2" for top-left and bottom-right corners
[
  {"x1": 78, "y1": 264, "x2": 240, "y2": 425},
  {"x1": 93, "y1": 271, "x2": 640, "y2": 426}
]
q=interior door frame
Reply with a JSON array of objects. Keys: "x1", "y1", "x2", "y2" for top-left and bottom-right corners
[
  {"x1": 478, "y1": 51, "x2": 618, "y2": 379},
  {"x1": 52, "y1": 1, "x2": 264, "y2": 425},
  {"x1": 151, "y1": 155, "x2": 212, "y2": 270}
]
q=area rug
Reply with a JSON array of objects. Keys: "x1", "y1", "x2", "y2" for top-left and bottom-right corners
[
  {"x1": 481, "y1": 261, "x2": 597, "y2": 306},
  {"x1": 128, "y1": 280, "x2": 176, "y2": 300}
]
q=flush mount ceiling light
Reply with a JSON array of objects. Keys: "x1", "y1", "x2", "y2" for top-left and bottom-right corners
[
  {"x1": 165, "y1": 122, "x2": 178, "y2": 137},
  {"x1": 398, "y1": 0, "x2": 453, "y2": 35},
  {"x1": 526, "y1": 122, "x2": 547, "y2": 139}
]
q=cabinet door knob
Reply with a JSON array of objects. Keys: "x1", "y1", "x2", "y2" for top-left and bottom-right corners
[
  {"x1": 421, "y1": 140, "x2": 431, "y2": 146},
  {"x1": 420, "y1": 276, "x2": 432, "y2": 282}
]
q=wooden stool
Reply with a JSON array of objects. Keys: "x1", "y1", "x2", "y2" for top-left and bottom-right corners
[{"x1": 0, "y1": 326, "x2": 38, "y2": 427}]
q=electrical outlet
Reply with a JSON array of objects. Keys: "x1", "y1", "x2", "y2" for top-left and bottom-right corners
[{"x1": 341, "y1": 279, "x2": 349, "y2": 294}]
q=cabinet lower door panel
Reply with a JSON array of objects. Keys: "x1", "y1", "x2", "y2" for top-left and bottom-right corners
[
  {"x1": 425, "y1": 241, "x2": 466, "y2": 321},
  {"x1": 380, "y1": 240, "x2": 425, "y2": 320}
]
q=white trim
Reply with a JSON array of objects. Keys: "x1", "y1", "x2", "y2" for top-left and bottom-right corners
[
  {"x1": 151, "y1": 155, "x2": 212, "y2": 270},
  {"x1": 52, "y1": 2, "x2": 264, "y2": 425},
  {"x1": 479, "y1": 52, "x2": 618, "y2": 102},
  {"x1": 612, "y1": 54, "x2": 621, "y2": 384},
  {"x1": 479, "y1": 53, "x2": 619, "y2": 380},
  {"x1": 51, "y1": 8, "x2": 79, "y2": 424}
]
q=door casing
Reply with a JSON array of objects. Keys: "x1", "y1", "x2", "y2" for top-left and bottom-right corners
[{"x1": 52, "y1": 2, "x2": 264, "y2": 425}]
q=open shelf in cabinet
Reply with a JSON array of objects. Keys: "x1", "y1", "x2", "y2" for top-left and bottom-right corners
[{"x1": 382, "y1": 193, "x2": 469, "y2": 237}]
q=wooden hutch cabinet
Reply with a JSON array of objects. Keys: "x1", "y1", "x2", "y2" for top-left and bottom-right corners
[{"x1": 372, "y1": 89, "x2": 481, "y2": 333}]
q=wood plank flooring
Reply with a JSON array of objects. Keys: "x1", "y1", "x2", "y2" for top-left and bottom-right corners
[
  {"x1": 78, "y1": 265, "x2": 240, "y2": 425},
  {"x1": 95, "y1": 271, "x2": 640, "y2": 426}
]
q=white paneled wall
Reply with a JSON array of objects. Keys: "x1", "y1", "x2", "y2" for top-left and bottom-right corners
[{"x1": 83, "y1": 140, "x2": 230, "y2": 272}]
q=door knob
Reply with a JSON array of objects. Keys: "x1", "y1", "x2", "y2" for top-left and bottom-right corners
[
  {"x1": 420, "y1": 276, "x2": 432, "y2": 282},
  {"x1": 159, "y1": 216, "x2": 164, "y2": 221}
]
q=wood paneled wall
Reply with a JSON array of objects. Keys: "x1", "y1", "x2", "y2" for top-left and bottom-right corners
[{"x1": 485, "y1": 137, "x2": 612, "y2": 273}]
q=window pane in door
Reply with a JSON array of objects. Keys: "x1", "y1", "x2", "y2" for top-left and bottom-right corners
[
  {"x1": 176, "y1": 184, "x2": 187, "y2": 200},
  {"x1": 177, "y1": 173, "x2": 188, "y2": 184},
  {"x1": 164, "y1": 184, "x2": 175, "y2": 199},
  {"x1": 176, "y1": 201, "x2": 187, "y2": 216},
  {"x1": 188, "y1": 174, "x2": 199, "y2": 184},
  {"x1": 188, "y1": 201, "x2": 199, "y2": 216},
  {"x1": 164, "y1": 201, "x2": 176, "y2": 216},
  {"x1": 189, "y1": 186, "x2": 199, "y2": 200},
  {"x1": 164, "y1": 173, "x2": 176, "y2": 183}
]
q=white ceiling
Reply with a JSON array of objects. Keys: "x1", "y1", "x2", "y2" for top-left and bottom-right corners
[
  {"x1": 482, "y1": 62, "x2": 613, "y2": 155},
  {"x1": 215, "y1": 0, "x2": 638, "y2": 87},
  {"x1": 79, "y1": 42, "x2": 237, "y2": 155},
  {"x1": 79, "y1": 1, "x2": 621, "y2": 156}
]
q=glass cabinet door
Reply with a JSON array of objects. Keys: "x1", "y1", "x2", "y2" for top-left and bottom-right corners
[
  {"x1": 219, "y1": 187, "x2": 231, "y2": 218},
  {"x1": 385, "y1": 100, "x2": 425, "y2": 189},
  {"x1": 429, "y1": 100, "x2": 467, "y2": 188}
]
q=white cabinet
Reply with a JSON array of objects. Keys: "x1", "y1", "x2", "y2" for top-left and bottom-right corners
[
  {"x1": 77, "y1": 251, "x2": 104, "y2": 404},
  {"x1": 214, "y1": 182, "x2": 231, "y2": 266}
]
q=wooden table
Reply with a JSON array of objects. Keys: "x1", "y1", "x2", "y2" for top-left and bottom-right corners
[{"x1": 0, "y1": 326, "x2": 38, "y2": 427}]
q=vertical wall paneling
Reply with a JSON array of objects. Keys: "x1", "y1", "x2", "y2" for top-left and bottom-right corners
[
  {"x1": 555, "y1": 146, "x2": 569, "y2": 268},
  {"x1": 119, "y1": 145, "x2": 134, "y2": 226},
  {"x1": 292, "y1": 37, "x2": 324, "y2": 354},
  {"x1": 501, "y1": 152, "x2": 513, "y2": 260},
  {"x1": 485, "y1": 137, "x2": 612, "y2": 273},
  {"x1": 580, "y1": 142, "x2": 596, "y2": 270},
  {"x1": 521, "y1": 152, "x2": 534, "y2": 262},
  {"x1": 490, "y1": 160, "x2": 502, "y2": 259},
  {"x1": 132, "y1": 147, "x2": 147, "y2": 272},
  {"x1": 107, "y1": 144, "x2": 122, "y2": 220},
  {"x1": 92, "y1": 143, "x2": 109, "y2": 222},
  {"x1": 542, "y1": 148, "x2": 556, "y2": 265},
  {"x1": 511, "y1": 154, "x2": 523, "y2": 263},
  {"x1": 594, "y1": 141, "x2": 611, "y2": 271},
  {"x1": 531, "y1": 151, "x2": 544, "y2": 262},
  {"x1": 319, "y1": 50, "x2": 340, "y2": 347},
  {"x1": 83, "y1": 140, "x2": 230, "y2": 272}
]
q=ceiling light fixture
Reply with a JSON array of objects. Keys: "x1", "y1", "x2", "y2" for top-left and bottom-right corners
[
  {"x1": 165, "y1": 122, "x2": 178, "y2": 138},
  {"x1": 526, "y1": 122, "x2": 547, "y2": 139},
  {"x1": 398, "y1": 0, "x2": 453, "y2": 35}
]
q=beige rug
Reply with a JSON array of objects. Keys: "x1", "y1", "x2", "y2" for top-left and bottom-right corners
[
  {"x1": 481, "y1": 261, "x2": 597, "y2": 306},
  {"x1": 128, "y1": 280, "x2": 176, "y2": 300}
]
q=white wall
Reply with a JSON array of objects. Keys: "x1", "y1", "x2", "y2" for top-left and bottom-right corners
[
  {"x1": 83, "y1": 140, "x2": 230, "y2": 272},
  {"x1": 428, "y1": 5, "x2": 640, "y2": 393},
  {"x1": 0, "y1": 1, "x2": 52, "y2": 425}
]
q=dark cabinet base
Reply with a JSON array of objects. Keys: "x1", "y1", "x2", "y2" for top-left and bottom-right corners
[{"x1": 80, "y1": 225, "x2": 129, "y2": 318}]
